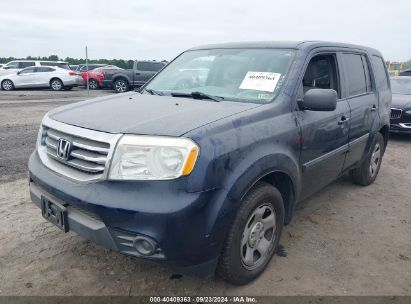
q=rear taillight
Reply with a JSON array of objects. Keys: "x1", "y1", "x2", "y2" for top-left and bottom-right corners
[{"x1": 69, "y1": 71, "x2": 77, "y2": 76}]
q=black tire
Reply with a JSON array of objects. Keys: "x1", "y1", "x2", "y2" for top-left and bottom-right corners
[
  {"x1": 217, "y1": 182, "x2": 284, "y2": 285},
  {"x1": 64, "y1": 86, "x2": 73, "y2": 91},
  {"x1": 88, "y1": 79, "x2": 99, "y2": 90},
  {"x1": 113, "y1": 78, "x2": 129, "y2": 93},
  {"x1": 1, "y1": 79, "x2": 14, "y2": 91},
  {"x1": 349, "y1": 133, "x2": 385, "y2": 186},
  {"x1": 50, "y1": 78, "x2": 63, "y2": 91}
]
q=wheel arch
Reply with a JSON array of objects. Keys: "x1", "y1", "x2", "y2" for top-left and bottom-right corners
[{"x1": 49, "y1": 77, "x2": 63, "y2": 85}]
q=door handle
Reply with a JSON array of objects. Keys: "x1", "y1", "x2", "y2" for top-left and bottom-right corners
[
  {"x1": 371, "y1": 105, "x2": 377, "y2": 111},
  {"x1": 135, "y1": 73, "x2": 141, "y2": 75},
  {"x1": 338, "y1": 116, "x2": 350, "y2": 125}
]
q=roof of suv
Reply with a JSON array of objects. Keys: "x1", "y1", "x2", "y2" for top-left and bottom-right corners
[{"x1": 189, "y1": 41, "x2": 382, "y2": 56}]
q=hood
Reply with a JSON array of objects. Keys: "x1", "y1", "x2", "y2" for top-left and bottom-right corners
[
  {"x1": 49, "y1": 92, "x2": 260, "y2": 136},
  {"x1": 392, "y1": 94, "x2": 411, "y2": 109}
]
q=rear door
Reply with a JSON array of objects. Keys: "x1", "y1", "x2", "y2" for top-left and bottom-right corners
[
  {"x1": 297, "y1": 51, "x2": 351, "y2": 199},
  {"x1": 341, "y1": 53, "x2": 379, "y2": 169},
  {"x1": 35, "y1": 67, "x2": 55, "y2": 86}
]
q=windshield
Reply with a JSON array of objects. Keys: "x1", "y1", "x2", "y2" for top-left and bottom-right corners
[
  {"x1": 145, "y1": 48, "x2": 295, "y2": 103},
  {"x1": 391, "y1": 78, "x2": 411, "y2": 95}
]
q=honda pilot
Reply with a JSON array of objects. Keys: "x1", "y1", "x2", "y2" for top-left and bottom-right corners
[{"x1": 28, "y1": 41, "x2": 391, "y2": 285}]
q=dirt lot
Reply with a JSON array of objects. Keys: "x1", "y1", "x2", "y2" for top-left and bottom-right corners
[{"x1": 0, "y1": 89, "x2": 410, "y2": 296}]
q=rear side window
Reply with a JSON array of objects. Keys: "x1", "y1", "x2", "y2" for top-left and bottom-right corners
[
  {"x1": 37, "y1": 67, "x2": 55, "y2": 72},
  {"x1": 41, "y1": 62, "x2": 57, "y2": 66},
  {"x1": 371, "y1": 56, "x2": 389, "y2": 90},
  {"x1": 137, "y1": 62, "x2": 160, "y2": 71},
  {"x1": 343, "y1": 53, "x2": 367, "y2": 96},
  {"x1": 20, "y1": 62, "x2": 35, "y2": 68}
]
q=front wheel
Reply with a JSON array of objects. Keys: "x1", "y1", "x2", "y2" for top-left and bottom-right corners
[
  {"x1": 50, "y1": 78, "x2": 63, "y2": 91},
  {"x1": 1, "y1": 79, "x2": 14, "y2": 91},
  {"x1": 113, "y1": 79, "x2": 129, "y2": 93},
  {"x1": 217, "y1": 182, "x2": 284, "y2": 285},
  {"x1": 349, "y1": 133, "x2": 385, "y2": 186}
]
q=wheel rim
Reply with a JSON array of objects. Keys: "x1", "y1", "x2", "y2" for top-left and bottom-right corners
[
  {"x1": 369, "y1": 142, "x2": 381, "y2": 178},
  {"x1": 115, "y1": 81, "x2": 126, "y2": 92},
  {"x1": 51, "y1": 80, "x2": 62, "y2": 90},
  {"x1": 2, "y1": 80, "x2": 12, "y2": 90},
  {"x1": 89, "y1": 80, "x2": 97, "y2": 89},
  {"x1": 240, "y1": 204, "x2": 276, "y2": 270}
]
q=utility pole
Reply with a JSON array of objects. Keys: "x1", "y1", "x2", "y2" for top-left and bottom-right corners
[{"x1": 85, "y1": 46, "x2": 89, "y2": 95}]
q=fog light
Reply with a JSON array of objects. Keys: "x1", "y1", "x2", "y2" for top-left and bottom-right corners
[{"x1": 133, "y1": 236, "x2": 156, "y2": 256}]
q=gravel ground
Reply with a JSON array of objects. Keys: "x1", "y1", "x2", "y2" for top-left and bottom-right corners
[{"x1": 0, "y1": 90, "x2": 410, "y2": 296}]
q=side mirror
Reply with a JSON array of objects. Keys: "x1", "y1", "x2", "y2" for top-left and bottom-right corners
[
  {"x1": 298, "y1": 89, "x2": 337, "y2": 111},
  {"x1": 17, "y1": 71, "x2": 21, "y2": 75}
]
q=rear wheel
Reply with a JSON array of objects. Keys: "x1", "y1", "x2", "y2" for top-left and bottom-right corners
[
  {"x1": 114, "y1": 78, "x2": 129, "y2": 93},
  {"x1": 349, "y1": 133, "x2": 385, "y2": 186},
  {"x1": 217, "y1": 182, "x2": 284, "y2": 285},
  {"x1": 1, "y1": 79, "x2": 14, "y2": 91},
  {"x1": 50, "y1": 78, "x2": 63, "y2": 91},
  {"x1": 88, "y1": 79, "x2": 99, "y2": 90}
]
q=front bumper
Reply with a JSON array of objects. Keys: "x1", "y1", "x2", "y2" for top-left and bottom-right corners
[{"x1": 28, "y1": 151, "x2": 222, "y2": 275}]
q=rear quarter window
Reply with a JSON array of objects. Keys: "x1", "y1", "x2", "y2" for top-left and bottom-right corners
[{"x1": 371, "y1": 55, "x2": 390, "y2": 90}]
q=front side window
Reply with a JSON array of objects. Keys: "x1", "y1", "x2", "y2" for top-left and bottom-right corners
[
  {"x1": 19, "y1": 67, "x2": 36, "y2": 74},
  {"x1": 302, "y1": 54, "x2": 340, "y2": 97},
  {"x1": 343, "y1": 53, "x2": 367, "y2": 97},
  {"x1": 6, "y1": 62, "x2": 19, "y2": 69},
  {"x1": 146, "y1": 48, "x2": 296, "y2": 103}
]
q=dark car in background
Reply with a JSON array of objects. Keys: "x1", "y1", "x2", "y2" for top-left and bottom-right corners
[
  {"x1": 399, "y1": 69, "x2": 411, "y2": 76},
  {"x1": 103, "y1": 60, "x2": 166, "y2": 93},
  {"x1": 81, "y1": 65, "x2": 123, "y2": 89},
  {"x1": 390, "y1": 76, "x2": 411, "y2": 134},
  {"x1": 29, "y1": 41, "x2": 390, "y2": 285}
]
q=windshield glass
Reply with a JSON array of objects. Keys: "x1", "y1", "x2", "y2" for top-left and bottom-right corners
[
  {"x1": 391, "y1": 77, "x2": 411, "y2": 95},
  {"x1": 145, "y1": 48, "x2": 295, "y2": 103}
]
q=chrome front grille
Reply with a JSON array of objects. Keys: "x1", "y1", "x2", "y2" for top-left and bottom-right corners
[
  {"x1": 38, "y1": 116, "x2": 121, "y2": 182},
  {"x1": 44, "y1": 128, "x2": 109, "y2": 174},
  {"x1": 390, "y1": 108, "x2": 402, "y2": 119}
]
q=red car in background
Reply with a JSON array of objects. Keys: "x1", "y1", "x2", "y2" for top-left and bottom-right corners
[{"x1": 81, "y1": 65, "x2": 123, "y2": 89}]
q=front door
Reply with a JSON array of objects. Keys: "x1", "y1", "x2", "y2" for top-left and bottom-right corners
[
  {"x1": 296, "y1": 53, "x2": 351, "y2": 199},
  {"x1": 16, "y1": 67, "x2": 37, "y2": 87}
]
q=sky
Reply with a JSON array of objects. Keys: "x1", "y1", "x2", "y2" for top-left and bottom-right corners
[{"x1": 0, "y1": 0, "x2": 409, "y2": 62}]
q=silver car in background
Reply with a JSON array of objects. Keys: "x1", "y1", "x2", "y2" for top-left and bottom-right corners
[{"x1": 0, "y1": 66, "x2": 82, "y2": 91}]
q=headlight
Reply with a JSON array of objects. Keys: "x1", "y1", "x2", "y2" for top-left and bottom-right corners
[
  {"x1": 405, "y1": 110, "x2": 411, "y2": 115},
  {"x1": 36, "y1": 113, "x2": 49, "y2": 147},
  {"x1": 109, "y1": 135, "x2": 199, "y2": 180}
]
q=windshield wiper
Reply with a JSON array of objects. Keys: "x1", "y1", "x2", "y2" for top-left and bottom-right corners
[
  {"x1": 170, "y1": 91, "x2": 224, "y2": 102},
  {"x1": 140, "y1": 88, "x2": 164, "y2": 96}
]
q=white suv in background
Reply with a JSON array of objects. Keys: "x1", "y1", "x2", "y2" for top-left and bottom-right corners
[
  {"x1": 0, "y1": 60, "x2": 70, "y2": 76},
  {"x1": 0, "y1": 66, "x2": 83, "y2": 91}
]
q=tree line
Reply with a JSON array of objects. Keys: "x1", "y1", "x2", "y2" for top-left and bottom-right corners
[{"x1": 0, "y1": 55, "x2": 167, "y2": 69}]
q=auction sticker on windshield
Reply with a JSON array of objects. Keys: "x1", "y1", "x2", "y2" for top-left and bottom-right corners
[{"x1": 239, "y1": 71, "x2": 281, "y2": 92}]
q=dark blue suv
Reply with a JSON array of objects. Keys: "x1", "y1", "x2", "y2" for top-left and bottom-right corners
[{"x1": 28, "y1": 41, "x2": 391, "y2": 285}]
